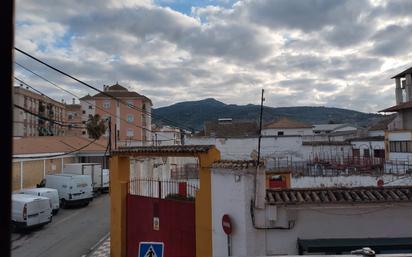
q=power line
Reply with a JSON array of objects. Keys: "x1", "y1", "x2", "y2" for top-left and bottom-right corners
[
  {"x1": 14, "y1": 64, "x2": 175, "y2": 142},
  {"x1": 14, "y1": 47, "x2": 196, "y2": 132},
  {"x1": 13, "y1": 138, "x2": 99, "y2": 159},
  {"x1": 14, "y1": 77, "x2": 84, "y2": 125},
  {"x1": 14, "y1": 104, "x2": 86, "y2": 129}
]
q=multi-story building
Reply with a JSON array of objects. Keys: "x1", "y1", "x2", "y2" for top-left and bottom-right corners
[
  {"x1": 65, "y1": 98, "x2": 82, "y2": 136},
  {"x1": 13, "y1": 86, "x2": 66, "y2": 137},
  {"x1": 380, "y1": 66, "x2": 412, "y2": 170},
  {"x1": 79, "y1": 83, "x2": 152, "y2": 146}
]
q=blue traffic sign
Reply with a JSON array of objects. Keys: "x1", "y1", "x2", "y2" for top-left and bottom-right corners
[{"x1": 138, "y1": 242, "x2": 164, "y2": 257}]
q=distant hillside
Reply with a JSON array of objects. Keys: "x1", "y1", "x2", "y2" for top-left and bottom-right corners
[{"x1": 152, "y1": 98, "x2": 384, "y2": 131}]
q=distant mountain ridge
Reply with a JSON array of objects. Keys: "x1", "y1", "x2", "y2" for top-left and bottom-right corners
[{"x1": 152, "y1": 98, "x2": 383, "y2": 131}]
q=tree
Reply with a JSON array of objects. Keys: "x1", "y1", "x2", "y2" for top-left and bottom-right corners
[{"x1": 86, "y1": 114, "x2": 107, "y2": 140}]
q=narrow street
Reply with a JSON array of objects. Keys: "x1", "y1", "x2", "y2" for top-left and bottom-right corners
[{"x1": 11, "y1": 194, "x2": 109, "y2": 257}]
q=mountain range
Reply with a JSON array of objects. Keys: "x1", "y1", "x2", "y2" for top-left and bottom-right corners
[{"x1": 152, "y1": 98, "x2": 384, "y2": 131}]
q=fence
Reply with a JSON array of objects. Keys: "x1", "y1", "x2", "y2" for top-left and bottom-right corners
[
  {"x1": 266, "y1": 156, "x2": 387, "y2": 177},
  {"x1": 128, "y1": 178, "x2": 199, "y2": 199}
]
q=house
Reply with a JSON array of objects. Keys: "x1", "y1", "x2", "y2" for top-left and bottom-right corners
[
  {"x1": 12, "y1": 136, "x2": 107, "y2": 191},
  {"x1": 211, "y1": 160, "x2": 412, "y2": 256},
  {"x1": 65, "y1": 99, "x2": 82, "y2": 136},
  {"x1": 313, "y1": 123, "x2": 358, "y2": 135},
  {"x1": 262, "y1": 117, "x2": 313, "y2": 136},
  {"x1": 13, "y1": 86, "x2": 66, "y2": 137},
  {"x1": 380, "y1": 66, "x2": 412, "y2": 172},
  {"x1": 152, "y1": 125, "x2": 182, "y2": 146},
  {"x1": 79, "y1": 83, "x2": 153, "y2": 147}
]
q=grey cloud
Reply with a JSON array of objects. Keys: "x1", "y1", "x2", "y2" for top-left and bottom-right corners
[{"x1": 369, "y1": 24, "x2": 412, "y2": 56}]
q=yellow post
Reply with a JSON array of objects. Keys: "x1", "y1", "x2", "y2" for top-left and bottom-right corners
[
  {"x1": 196, "y1": 149, "x2": 220, "y2": 257},
  {"x1": 110, "y1": 155, "x2": 130, "y2": 257}
]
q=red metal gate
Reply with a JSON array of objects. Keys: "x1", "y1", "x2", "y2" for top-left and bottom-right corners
[{"x1": 126, "y1": 179, "x2": 197, "y2": 257}]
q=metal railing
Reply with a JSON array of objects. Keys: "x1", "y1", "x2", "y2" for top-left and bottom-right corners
[{"x1": 128, "y1": 178, "x2": 199, "y2": 200}]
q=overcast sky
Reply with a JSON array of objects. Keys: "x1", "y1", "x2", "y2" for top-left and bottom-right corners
[{"x1": 14, "y1": 0, "x2": 412, "y2": 112}]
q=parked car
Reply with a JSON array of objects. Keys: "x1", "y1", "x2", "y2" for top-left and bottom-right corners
[
  {"x1": 43, "y1": 174, "x2": 93, "y2": 208},
  {"x1": 19, "y1": 188, "x2": 60, "y2": 215},
  {"x1": 63, "y1": 163, "x2": 109, "y2": 192},
  {"x1": 12, "y1": 194, "x2": 52, "y2": 230}
]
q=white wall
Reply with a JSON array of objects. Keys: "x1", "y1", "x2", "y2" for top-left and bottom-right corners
[
  {"x1": 351, "y1": 140, "x2": 384, "y2": 157},
  {"x1": 291, "y1": 174, "x2": 412, "y2": 188},
  {"x1": 186, "y1": 136, "x2": 352, "y2": 161},
  {"x1": 264, "y1": 205, "x2": 412, "y2": 255},
  {"x1": 211, "y1": 168, "x2": 266, "y2": 257},
  {"x1": 387, "y1": 131, "x2": 412, "y2": 162},
  {"x1": 211, "y1": 168, "x2": 412, "y2": 256},
  {"x1": 368, "y1": 130, "x2": 385, "y2": 137},
  {"x1": 262, "y1": 128, "x2": 313, "y2": 136}
]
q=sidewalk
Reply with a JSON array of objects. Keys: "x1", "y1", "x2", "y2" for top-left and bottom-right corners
[{"x1": 88, "y1": 236, "x2": 110, "y2": 257}]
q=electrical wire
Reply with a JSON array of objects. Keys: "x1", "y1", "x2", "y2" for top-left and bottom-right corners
[
  {"x1": 14, "y1": 104, "x2": 86, "y2": 129},
  {"x1": 14, "y1": 77, "x2": 84, "y2": 125},
  {"x1": 14, "y1": 64, "x2": 176, "y2": 142},
  {"x1": 13, "y1": 138, "x2": 99, "y2": 159},
  {"x1": 14, "y1": 47, "x2": 196, "y2": 133}
]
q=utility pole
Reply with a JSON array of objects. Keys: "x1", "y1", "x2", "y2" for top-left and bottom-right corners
[
  {"x1": 108, "y1": 117, "x2": 112, "y2": 153},
  {"x1": 257, "y1": 89, "x2": 265, "y2": 165}
]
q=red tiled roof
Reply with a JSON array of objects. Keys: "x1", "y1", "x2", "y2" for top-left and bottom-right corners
[
  {"x1": 264, "y1": 117, "x2": 312, "y2": 129},
  {"x1": 380, "y1": 101, "x2": 412, "y2": 112},
  {"x1": 113, "y1": 145, "x2": 215, "y2": 155},
  {"x1": 13, "y1": 136, "x2": 107, "y2": 155},
  {"x1": 266, "y1": 186, "x2": 412, "y2": 205},
  {"x1": 212, "y1": 160, "x2": 263, "y2": 169}
]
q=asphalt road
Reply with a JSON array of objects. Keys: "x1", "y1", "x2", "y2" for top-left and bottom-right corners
[{"x1": 11, "y1": 193, "x2": 110, "y2": 257}]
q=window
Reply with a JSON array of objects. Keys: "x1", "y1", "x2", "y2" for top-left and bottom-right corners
[
  {"x1": 277, "y1": 131, "x2": 284, "y2": 136},
  {"x1": 127, "y1": 100, "x2": 133, "y2": 108},
  {"x1": 374, "y1": 149, "x2": 385, "y2": 158},
  {"x1": 68, "y1": 114, "x2": 73, "y2": 120},
  {"x1": 88, "y1": 105, "x2": 93, "y2": 109},
  {"x1": 127, "y1": 114, "x2": 134, "y2": 123},
  {"x1": 82, "y1": 110, "x2": 86, "y2": 114},
  {"x1": 103, "y1": 100, "x2": 111, "y2": 109},
  {"x1": 352, "y1": 148, "x2": 360, "y2": 157},
  {"x1": 127, "y1": 128, "x2": 134, "y2": 137},
  {"x1": 82, "y1": 131, "x2": 86, "y2": 135},
  {"x1": 363, "y1": 149, "x2": 370, "y2": 158},
  {"x1": 389, "y1": 141, "x2": 412, "y2": 153}
]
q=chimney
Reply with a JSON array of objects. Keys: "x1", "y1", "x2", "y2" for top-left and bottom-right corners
[{"x1": 72, "y1": 98, "x2": 75, "y2": 104}]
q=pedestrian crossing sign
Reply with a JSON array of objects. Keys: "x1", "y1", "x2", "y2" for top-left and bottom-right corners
[{"x1": 138, "y1": 242, "x2": 164, "y2": 257}]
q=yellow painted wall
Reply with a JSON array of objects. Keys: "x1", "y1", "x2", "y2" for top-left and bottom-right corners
[
  {"x1": 12, "y1": 157, "x2": 77, "y2": 191},
  {"x1": 196, "y1": 150, "x2": 221, "y2": 257},
  {"x1": 12, "y1": 162, "x2": 21, "y2": 191},
  {"x1": 23, "y1": 160, "x2": 44, "y2": 189},
  {"x1": 110, "y1": 156, "x2": 130, "y2": 257}
]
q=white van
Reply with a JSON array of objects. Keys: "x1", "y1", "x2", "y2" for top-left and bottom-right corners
[
  {"x1": 44, "y1": 174, "x2": 93, "y2": 207},
  {"x1": 102, "y1": 169, "x2": 110, "y2": 192},
  {"x1": 12, "y1": 194, "x2": 52, "y2": 230},
  {"x1": 63, "y1": 163, "x2": 109, "y2": 192},
  {"x1": 19, "y1": 188, "x2": 60, "y2": 215}
]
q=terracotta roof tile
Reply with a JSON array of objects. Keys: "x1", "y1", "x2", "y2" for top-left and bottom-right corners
[
  {"x1": 267, "y1": 186, "x2": 412, "y2": 205},
  {"x1": 264, "y1": 117, "x2": 312, "y2": 129},
  {"x1": 212, "y1": 160, "x2": 263, "y2": 169},
  {"x1": 113, "y1": 145, "x2": 215, "y2": 155},
  {"x1": 13, "y1": 136, "x2": 107, "y2": 155}
]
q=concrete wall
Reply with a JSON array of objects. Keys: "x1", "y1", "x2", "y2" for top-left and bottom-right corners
[
  {"x1": 211, "y1": 168, "x2": 265, "y2": 257},
  {"x1": 262, "y1": 128, "x2": 313, "y2": 136},
  {"x1": 291, "y1": 174, "x2": 412, "y2": 188},
  {"x1": 187, "y1": 136, "x2": 352, "y2": 161},
  {"x1": 402, "y1": 109, "x2": 412, "y2": 130},
  {"x1": 12, "y1": 156, "x2": 76, "y2": 191},
  {"x1": 211, "y1": 167, "x2": 412, "y2": 256}
]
